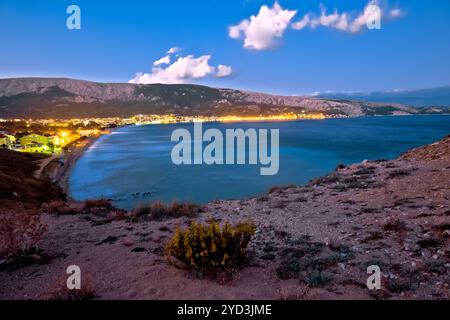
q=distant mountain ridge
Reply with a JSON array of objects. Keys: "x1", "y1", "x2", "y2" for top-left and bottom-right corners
[
  {"x1": 317, "y1": 86, "x2": 450, "y2": 107},
  {"x1": 0, "y1": 77, "x2": 447, "y2": 119}
]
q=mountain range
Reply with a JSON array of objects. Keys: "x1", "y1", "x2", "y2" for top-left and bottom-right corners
[
  {"x1": 0, "y1": 77, "x2": 448, "y2": 119},
  {"x1": 316, "y1": 86, "x2": 450, "y2": 107}
]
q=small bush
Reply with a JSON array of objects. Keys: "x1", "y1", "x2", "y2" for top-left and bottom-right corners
[
  {"x1": 0, "y1": 210, "x2": 47, "y2": 263},
  {"x1": 130, "y1": 201, "x2": 200, "y2": 221},
  {"x1": 383, "y1": 219, "x2": 406, "y2": 232},
  {"x1": 386, "y1": 277, "x2": 415, "y2": 293},
  {"x1": 388, "y1": 169, "x2": 410, "y2": 178},
  {"x1": 166, "y1": 220, "x2": 256, "y2": 275},
  {"x1": 354, "y1": 167, "x2": 375, "y2": 176},
  {"x1": 268, "y1": 185, "x2": 295, "y2": 194},
  {"x1": 311, "y1": 174, "x2": 340, "y2": 185},
  {"x1": 416, "y1": 237, "x2": 442, "y2": 248},
  {"x1": 42, "y1": 200, "x2": 79, "y2": 215},
  {"x1": 363, "y1": 232, "x2": 384, "y2": 242},
  {"x1": 256, "y1": 195, "x2": 269, "y2": 202},
  {"x1": 45, "y1": 279, "x2": 95, "y2": 300},
  {"x1": 276, "y1": 249, "x2": 304, "y2": 280},
  {"x1": 83, "y1": 199, "x2": 115, "y2": 212},
  {"x1": 307, "y1": 271, "x2": 333, "y2": 288}
]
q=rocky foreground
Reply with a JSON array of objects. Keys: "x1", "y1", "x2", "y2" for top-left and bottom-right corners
[{"x1": 0, "y1": 136, "x2": 449, "y2": 300}]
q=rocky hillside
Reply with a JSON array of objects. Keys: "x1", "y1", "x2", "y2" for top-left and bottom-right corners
[
  {"x1": 0, "y1": 149, "x2": 65, "y2": 209},
  {"x1": 0, "y1": 77, "x2": 445, "y2": 119}
]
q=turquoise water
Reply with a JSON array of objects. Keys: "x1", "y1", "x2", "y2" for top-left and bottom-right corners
[{"x1": 69, "y1": 115, "x2": 450, "y2": 209}]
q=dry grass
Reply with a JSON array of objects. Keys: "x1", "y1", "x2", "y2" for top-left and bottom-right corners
[
  {"x1": 268, "y1": 185, "x2": 296, "y2": 194},
  {"x1": 83, "y1": 199, "x2": 115, "y2": 211},
  {"x1": 129, "y1": 201, "x2": 200, "y2": 221},
  {"x1": 0, "y1": 209, "x2": 47, "y2": 264},
  {"x1": 81, "y1": 199, "x2": 127, "y2": 225},
  {"x1": 42, "y1": 200, "x2": 79, "y2": 215},
  {"x1": 383, "y1": 218, "x2": 407, "y2": 232},
  {"x1": 388, "y1": 169, "x2": 411, "y2": 178},
  {"x1": 44, "y1": 277, "x2": 96, "y2": 300}
]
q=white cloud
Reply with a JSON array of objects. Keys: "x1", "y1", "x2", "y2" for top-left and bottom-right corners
[
  {"x1": 292, "y1": 0, "x2": 403, "y2": 34},
  {"x1": 216, "y1": 64, "x2": 233, "y2": 77},
  {"x1": 229, "y1": 2, "x2": 297, "y2": 50},
  {"x1": 291, "y1": 14, "x2": 310, "y2": 30},
  {"x1": 153, "y1": 55, "x2": 170, "y2": 67},
  {"x1": 129, "y1": 49, "x2": 233, "y2": 84},
  {"x1": 167, "y1": 46, "x2": 182, "y2": 54}
]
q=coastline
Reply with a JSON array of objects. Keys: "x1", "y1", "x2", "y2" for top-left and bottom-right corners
[
  {"x1": 40, "y1": 133, "x2": 107, "y2": 197},
  {"x1": 1, "y1": 134, "x2": 448, "y2": 299},
  {"x1": 47, "y1": 114, "x2": 450, "y2": 202}
]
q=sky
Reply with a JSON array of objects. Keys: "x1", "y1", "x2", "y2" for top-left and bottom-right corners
[{"x1": 1, "y1": 0, "x2": 450, "y2": 95}]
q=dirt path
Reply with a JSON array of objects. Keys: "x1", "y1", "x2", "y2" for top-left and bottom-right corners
[
  {"x1": 34, "y1": 155, "x2": 59, "y2": 179},
  {"x1": 33, "y1": 136, "x2": 102, "y2": 194}
]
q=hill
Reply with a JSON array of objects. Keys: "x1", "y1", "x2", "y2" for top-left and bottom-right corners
[
  {"x1": 0, "y1": 77, "x2": 447, "y2": 119},
  {"x1": 0, "y1": 149, "x2": 64, "y2": 209},
  {"x1": 317, "y1": 86, "x2": 450, "y2": 107}
]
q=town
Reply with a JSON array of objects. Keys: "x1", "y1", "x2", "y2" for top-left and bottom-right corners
[
  {"x1": 0, "y1": 112, "x2": 328, "y2": 155},
  {"x1": 0, "y1": 118, "x2": 106, "y2": 155}
]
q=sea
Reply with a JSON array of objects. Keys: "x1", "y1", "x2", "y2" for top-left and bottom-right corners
[{"x1": 69, "y1": 115, "x2": 450, "y2": 209}]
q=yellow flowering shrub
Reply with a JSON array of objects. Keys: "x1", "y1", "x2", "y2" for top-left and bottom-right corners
[{"x1": 166, "y1": 220, "x2": 256, "y2": 274}]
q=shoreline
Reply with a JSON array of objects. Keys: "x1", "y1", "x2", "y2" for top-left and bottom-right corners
[
  {"x1": 47, "y1": 114, "x2": 450, "y2": 201},
  {"x1": 41, "y1": 134, "x2": 106, "y2": 197},
  {"x1": 2, "y1": 134, "x2": 449, "y2": 299}
]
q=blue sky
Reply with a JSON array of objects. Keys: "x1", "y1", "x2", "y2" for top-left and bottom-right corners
[{"x1": 1, "y1": 0, "x2": 450, "y2": 95}]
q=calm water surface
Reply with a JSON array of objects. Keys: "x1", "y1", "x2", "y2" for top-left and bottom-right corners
[{"x1": 69, "y1": 115, "x2": 450, "y2": 209}]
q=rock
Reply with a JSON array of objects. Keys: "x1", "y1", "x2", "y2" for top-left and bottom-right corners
[
  {"x1": 122, "y1": 238, "x2": 134, "y2": 247},
  {"x1": 96, "y1": 235, "x2": 118, "y2": 245}
]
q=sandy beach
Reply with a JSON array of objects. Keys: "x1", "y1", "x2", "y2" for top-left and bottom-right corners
[{"x1": 39, "y1": 134, "x2": 106, "y2": 196}]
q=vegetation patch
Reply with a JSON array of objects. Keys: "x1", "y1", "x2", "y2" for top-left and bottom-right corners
[
  {"x1": 386, "y1": 277, "x2": 417, "y2": 293},
  {"x1": 307, "y1": 271, "x2": 333, "y2": 288},
  {"x1": 362, "y1": 231, "x2": 384, "y2": 243},
  {"x1": 354, "y1": 167, "x2": 376, "y2": 176},
  {"x1": 83, "y1": 199, "x2": 116, "y2": 212},
  {"x1": 0, "y1": 209, "x2": 47, "y2": 270},
  {"x1": 166, "y1": 220, "x2": 256, "y2": 277},
  {"x1": 130, "y1": 201, "x2": 200, "y2": 221},
  {"x1": 275, "y1": 234, "x2": 352, "y2": 287},
  {"x1": 388, "y1": 169, "x2": 411, "y2": 179},
  {"x1": 416, "y1": 237, "x2": 442, "y2": 249},
  {"x1": 42, "y1": 200, "x2": 77, "y2": 215},
  {"x1": 256, "y1": 195, "x2": 269, "y2": 202},
  {"x1": 268, "y1": 185, "x2": 296, "y2": 194},
  {"x1": 383, "y1": 219, "x2": 407, "y2": 232},
  {"x1": 45, "y1": 279, "x2": 96, "y2": 300},
  {"x1": 311, "y1": 174, "x2": 339, "y2": 185}
]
